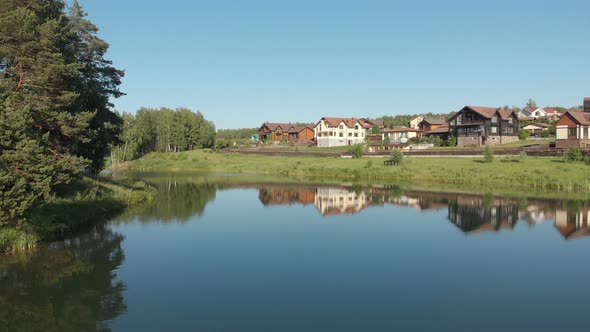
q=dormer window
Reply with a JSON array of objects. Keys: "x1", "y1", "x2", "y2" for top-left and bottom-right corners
[
  {"x1": 492, "y1": 116, "x2": 497, "y2": 123},
  {"x1": 456, "y1": 115, "x2": 462, "y2": 125},
  {"x1": 355, "y1": 125, "x2": 359, "y2": 130},
  {"x1": 508, "y1": 117, "x2": 513, "y2": 124},
  {"x1": 339, "y1": 124, "x2": 344, "y2": 130}
]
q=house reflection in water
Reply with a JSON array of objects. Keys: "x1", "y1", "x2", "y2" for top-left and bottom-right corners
[
  {"x1": 256, "y1": 185, "x2": 590, "y2": 240},
  {"x1": 555, "y1": 207, "x2": 590, "y2": 239},
  {"x1": 315, "y1": 187, "x2": 368, "y2": 216},
  {"x1": 448, "y1": 196, "x2": 519, "y2": 234}
]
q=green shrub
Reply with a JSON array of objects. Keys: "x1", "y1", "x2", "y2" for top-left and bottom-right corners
[
  {"x1": 349, "y1": 144, "x2": 364, "y2": 158},
  {"x1": 584, "y1": 155, "x2": 590, "y2": 166},
  {"x1": 519, "y1": 129, "x2": 531, "y2": 140},
  {"x1": 519, "y1": 151, "x2": 528, "y2": 162},
  {"x1": 389, "y1": 149, "x2": 404, "y2": 165},
  {"x1": 364, "y1": 160, "x2": 373, "y2": 168},
  {"x1": 483, "y1": 146, "x2": 494, "y2": 163},
  {"x1": 447, "y1": 135, "x2": 457, "y2": 147},
  {"x1": 565, "y1": 147, "x2": 583, "y2": 162}
]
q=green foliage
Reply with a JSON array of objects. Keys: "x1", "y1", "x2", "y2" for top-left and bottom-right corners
[
  {"x1": 110, "y1": 107, "x2": 215, "y2": 163},
  {"x1": 565, "y1": 147, "x2": 583, "y2": 163},
  {"x1": 216, "y1": 128, "x2": 258, "y2": 141},
  {"x1": 364, "y1": 160, "x2": 373, "y2": 168},
  {"x1": 584, "y1": 155, "x2": 590, "y2": 166},
  {"x1": 389, "y1": 149, "x2": 404, "y2": 165},
  {"x1": 371, "y1": 124, "x2": 381, "y2": 134},
  {"x1": 0, "y1": 1, "x2": 126, "y2": 225},
  {"x1": 447, "y1": 135, "x2": 457, "y2": 147},
  {"x1": 349, "y1": 144, "x2": 364, "y2": 158},
  {"x1": 519, "y1": 129, "x2": 531, "y2": 140},
  {"x1": 519, "y1": 151, "x2": 528, "y2": 162},
  {"x1": 483, "y1": 146, "x2": 494, "y2": 163}
]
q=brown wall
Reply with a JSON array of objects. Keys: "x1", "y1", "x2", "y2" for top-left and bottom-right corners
[{"x1": 556, "y1": 113, "x2": 577, "y2": 127}]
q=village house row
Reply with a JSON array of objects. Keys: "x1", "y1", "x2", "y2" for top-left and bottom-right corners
[{"x1": 258, "y1": 98, "x2": 590, "y2": 148}]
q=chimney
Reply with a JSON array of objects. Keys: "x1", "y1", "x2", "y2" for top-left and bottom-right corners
[{"x1": 584, "y1": 97, "x2": 590, "y2": 112}]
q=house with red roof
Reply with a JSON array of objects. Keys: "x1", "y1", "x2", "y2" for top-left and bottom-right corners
[
  {"x1": 518, "y1": 107, "x2": 562, "y2": 121},
  {"x1": 314, "y1": 117, "x2": 373, "y2": 147},
  {"x1": 448, "y1": 106, "x2": 519, "y2": 147},
  {"x1": 555, "y1": 98, "x2": 590, "y2": 149},
  {"x1": 522, "y1": 122, "x2": 551, "y2": 136}
]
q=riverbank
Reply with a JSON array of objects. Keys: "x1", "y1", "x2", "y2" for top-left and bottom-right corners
[
  {"x1": 125, "y1": 149, "x2": 590, "y2": 193},
  {"x1": 0, "y1": 176, "x2": 156, "y2": 253}
]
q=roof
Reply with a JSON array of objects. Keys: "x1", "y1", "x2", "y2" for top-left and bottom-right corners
[
  {"x1": 288, "y1": 126, "x2": 312, "y2": 133},
  {"x1": 564, "y1": 110, "x2": 590, "y2": 125},
  {"x1": 524, "y1": 123, "x2": 551, "y2": 128},
  {"x1": 421, "y1": 117, "x2": 446, "y2": 125},
  {"x1": 498, "y1": 109, "x2": 517, "y2": 120},
  {"x1": 320, "y1": 117, "x2": 368, "y2": 129},
  {"x1": 262, "y1": 122, "x2": 293, "y2": 131},
  {"x1": 466, "y1": 106, "x2": 500, "y2": 118}
]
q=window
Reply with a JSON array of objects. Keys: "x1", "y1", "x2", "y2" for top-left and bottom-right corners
[
  {"x1": 355, "y1": 125, "x2": 359, "y2": 130},
  {"x1": 507, "y1": 127, "x2": 513, "y2": 134},
  {"x1": 568, "y1": 127, "x2": 577, "y2": 137},
  {"x1": 339, "y1": 133, "x2": 343, "y2": 137},
  {"x1": 491, "y1": 116, "x2": 497, "y2": 123},
  {"x1": 508, "y1": 117, "x2": 513, "y2": 124},
  {"x1": 354, "y1": 133, "x2": 358, "y2": 137},
  {"x1": 456, "y1": 115, "x2": 462, "y2": 125},
  {"x1": 339, "y1": 124, "x2": 344, "y2": 129},
  {"x1": 348, "y1": 133, "x2": 352, "y2": 137},
  {"x1": 491, "y1": 127, "x2": 497, "y2": 134}
]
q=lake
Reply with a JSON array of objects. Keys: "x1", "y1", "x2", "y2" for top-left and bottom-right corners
[{"x1": 1, "y1": 173, "x2": 590, "y2": 331}]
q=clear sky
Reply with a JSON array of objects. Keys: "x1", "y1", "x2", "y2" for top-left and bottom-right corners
[{"x1": 78, "y1": 0, "x2": 590, "y2": 129}]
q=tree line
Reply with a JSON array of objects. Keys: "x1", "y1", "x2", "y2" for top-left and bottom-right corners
[{"x1": 111, "y1": 107, "x2": 215, "y2": 164}]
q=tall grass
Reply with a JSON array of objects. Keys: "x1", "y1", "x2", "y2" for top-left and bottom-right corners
[{"x1": 0, "y1": 176, "x2": 156, "y2": 253}]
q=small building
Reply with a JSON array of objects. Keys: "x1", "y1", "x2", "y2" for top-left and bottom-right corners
[
  {"x1": 258, "y1": 122, "x2": 293, "y2": 141},
  {"x1": 382, "y1": 127, "x2": 422, "y2": 143},
  {"x1": 448, "y1": 106, "x2": 519, "y2": 147},
  {"x1": 555, "y1": 107, "x2": 590, "y2": 149},
  {"x1": 288, "y1": 126, "x2": 314, "y2": 142},
  {"x1": 423, "y1": 123, "x2": 450, "y2": 140},
  {"x1": 522, "y1": 123, "x2": 550, "y2": 136},
  {"x1": 314, "y1": 117, "x2": 371, "y2": 147},
  {"x1": 418, "y1": 117, "x2": 446, "y2": 132},
  {"x1": 518, "y1": 107, "x2": 562, "y2": 121}
]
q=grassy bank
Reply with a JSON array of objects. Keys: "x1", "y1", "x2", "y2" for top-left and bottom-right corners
[
  {"x1": 0, "y1": 176, "x2": 156, "y2": 253},
  {"x1": 127, "y1": 149, "x2": 590, "y2": 193}
]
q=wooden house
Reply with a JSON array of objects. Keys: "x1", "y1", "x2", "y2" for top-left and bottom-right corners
[
  {"x1": 288, "y1": 126, "x2": 314, "y2": 142},
  {"x1": 258, "y1": 122, "x2": 293, "y2": 141},
  {"x1": 448, "y1": 106, "x2": 519, "y2": 147},
  {"x1": 417, "y1": 117, "x2": 446, "y2": 132}
]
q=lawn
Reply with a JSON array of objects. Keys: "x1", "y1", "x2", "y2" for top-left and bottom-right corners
[{"x1": 127, "y1": 149, "x2": 590, "y2": 193}]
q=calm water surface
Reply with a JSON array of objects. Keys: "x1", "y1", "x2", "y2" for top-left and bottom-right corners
[{"x1": 2, "y1": 173, "x2": 590, "y2": 331}]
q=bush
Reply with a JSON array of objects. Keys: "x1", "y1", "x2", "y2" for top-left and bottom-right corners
[
  {"x1": 565, "y1": 147, "x2": 583, "y2": 162},
  {"x1": 519, "y1": 129, "x2": 531, "y2": 140},
  {"x1": 349, "y1": 144, "x2": 363, "y2": 158},
  {"x1": 447, "y1": 135, "x2": 457, "y2": 147},
  {"x1": 519, "y1": 151, "x2": 528, "y2": 162},
  {"x1": 584, "y1": 155, "x2": 590, "y2": 165},
  {"x1": 389, "y1": 149, "x2": 404, "y2": 165},
  {"x1": 483, "y1": 146, "x2": 494, "y2": 163}
]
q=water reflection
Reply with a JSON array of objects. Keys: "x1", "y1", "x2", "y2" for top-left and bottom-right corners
[
  {"x1": 116, "y1": 173, "x2": 590, "y2": 240},
  {"x1": 0, "y1": 225, "x2": 126, "y2": 331}
]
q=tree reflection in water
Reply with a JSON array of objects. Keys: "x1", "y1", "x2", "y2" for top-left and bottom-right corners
[{"x1": 0, "y1": 224, "x2": 126, "y2": 332}]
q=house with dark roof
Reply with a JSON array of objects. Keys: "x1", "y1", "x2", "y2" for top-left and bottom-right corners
[
  {"x1": 313, "y1": 117, "x2": 372, "y2": 147},
  {"x1": 417, "y1": 117, "x2": 446, "y2": 132},
  {"x1": 258, "y1": 122, "x2": 294, "y2": 141},
  {"x1": 555, "y1": 99, "x2": 590, "y2": 149},
  {"x1": 448, "y1": 106, "x2": 519, "y2": 147}
]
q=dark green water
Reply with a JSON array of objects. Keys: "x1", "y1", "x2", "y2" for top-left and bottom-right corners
[{"x1": 2, "y1": 173, "x2": 590, "y2": 331}]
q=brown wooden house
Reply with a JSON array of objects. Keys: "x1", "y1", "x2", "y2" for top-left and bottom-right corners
[
  {"x1": 448, "y1": 106, "x2": 519, "y2": 147},
  {"x1": 555, "y1": 108, "x2": 590, "y2": 149},
  {"x1": 258, "y1": 122, "x2": 293, "y2": 141},
  {"x1": 288, "y1": 126, "x2": 314, "y2": 142},
  {"x1": 417, "y1": 117, "x2": 446, "y2": 132}
]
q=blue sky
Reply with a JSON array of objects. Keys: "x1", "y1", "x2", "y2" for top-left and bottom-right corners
[{"x1": 78, "y1": 0, "x2": 590, "y2": 129}]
